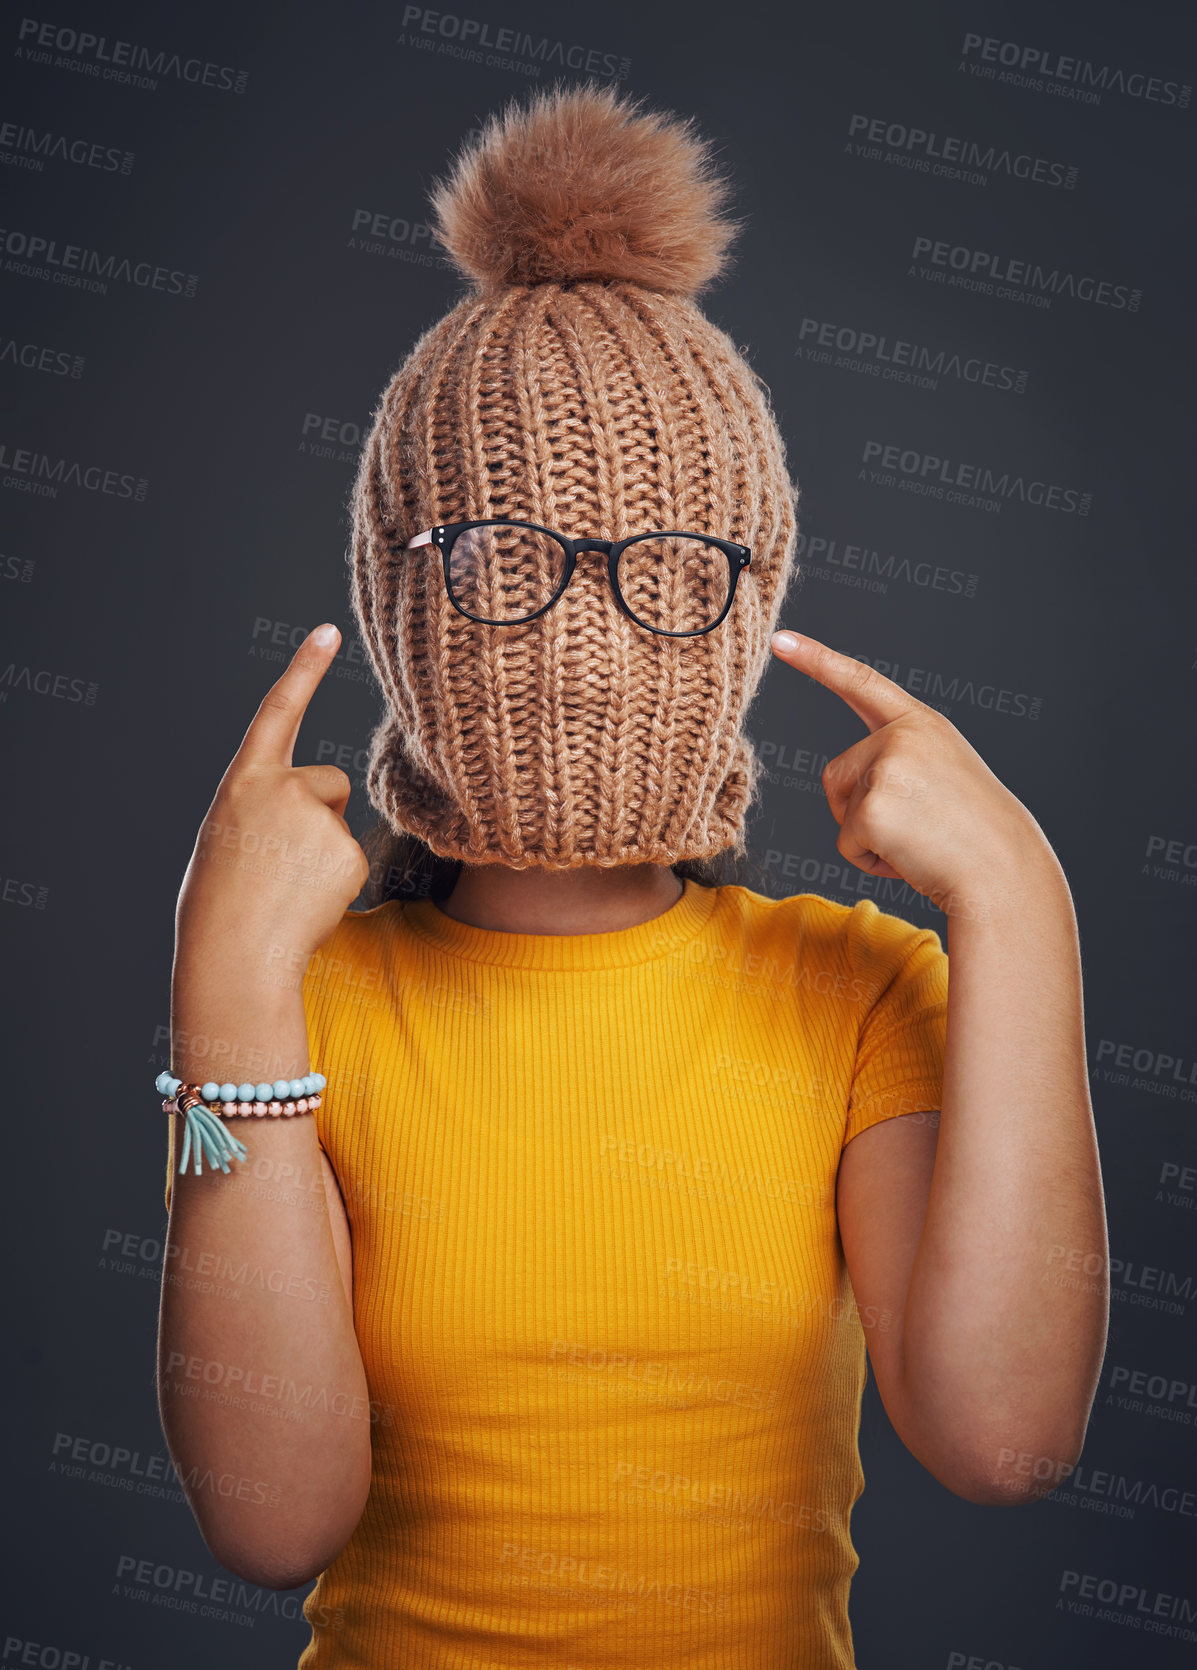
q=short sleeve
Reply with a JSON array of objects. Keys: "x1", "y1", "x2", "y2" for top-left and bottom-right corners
[{"x1": 842, "y1": 899, "x2": 949, "y2": 1148}]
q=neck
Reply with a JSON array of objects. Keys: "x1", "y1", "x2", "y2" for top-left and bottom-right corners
[{"x1": 438, "y1": 861, "x2": 686, "y2": 935}]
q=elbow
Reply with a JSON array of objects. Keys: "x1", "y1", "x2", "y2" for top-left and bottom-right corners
[
  {"x1": 212, "y1": 1550, "x2": 321, "y2": 1592},
  {"x1": 196, "y1": 1472, "x2": 372, "y2": 1590},
  {"x1": 205, "y1": 1526, "x2": 354, "y2": 1591},
  {"x1": 162, "y1": 1418, "x2": 373, "y2": 1590},
  {"x1": 950, "y1": 1433, "x2": 1087, "y2": 1508},
  {"x1": 890, "y1": 1355, "x2": 1100, "y2": 1507},
  {"x1": 946, "y1": 1476, "x2": 1064, "y2": 1509},
  {"x1": 894, "y1": 1407, "x2": 1087, "y2": 1507}
]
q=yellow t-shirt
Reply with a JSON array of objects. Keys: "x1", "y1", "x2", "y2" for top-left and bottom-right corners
[{"x1": 166, "y1": 879, "x2": 949, "y2": 1667}]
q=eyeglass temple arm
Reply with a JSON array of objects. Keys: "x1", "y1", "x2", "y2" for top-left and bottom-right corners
[{"x1": 404, "y1": 529, "x2": 434, "y2": 550}]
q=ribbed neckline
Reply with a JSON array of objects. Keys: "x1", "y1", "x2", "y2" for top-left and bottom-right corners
[{"x1": 398, "y1": 876, "x2": 720, "y2": 971}]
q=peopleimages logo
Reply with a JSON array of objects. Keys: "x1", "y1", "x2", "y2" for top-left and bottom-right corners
[
  {"x1": 0, "y1": 225, "x2": 197, "y2": 297},
  {"x1": 911, "y1": 235, "x2": 1141, "y2": 312},
  {"x1": 1056, "y1": 1570, "x2": 1197, "y2": 1641},
  {"x1": 796, "y1": 316, "x2": 1027, "y2": 395},
  {"x1": 846, "y1": 112, "x2": 1077, "y2": 190},
  {"x1": 1028, "y1": 1455, "x2": 1197, "y2": 1521},
  {"x1": 958, "y1": 33, "x2": 1190, "y2": 109},
  {"x1": 1109, "y1": 1255, "x2": 1193, "y2": 1316},
  {"x1": 1089, "y1": 1035, "x2": 1197, "y2": 1103},
  {"x1": 0, "y1": 663, "x2": 98, "y2": 704},
  {"x1": 0, "y1": 334, "x2": 83, "y2": 376},
  {"x1": 0, "y1": 120, "x2": 134, "y2": 175},
  {"x1": 860, "y1": 440, "x2": 1092, "y2": 517},
  {"x1": 848, "y1": 652, "x2": 1041, "y2": 722},
  {"x1": 1106, "y1": 1362, "x2": 1197, "y2": 1425},
  {"x1": 0, "y1": 439, "x2": 147, "y2": 501},
  {"x1": 397, "y1": 7, "x2": 630, "y2": 80},
  {"x1": 14, "y1": 17, "x2": 250, "y2": 94},
  {"x1": 795, "y1": 528, "x2": 980, "y2": 599}
]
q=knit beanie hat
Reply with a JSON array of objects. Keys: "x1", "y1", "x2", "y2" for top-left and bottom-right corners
[{"x1": 349, "y1": 78, "x2": 800, "y2": 870}]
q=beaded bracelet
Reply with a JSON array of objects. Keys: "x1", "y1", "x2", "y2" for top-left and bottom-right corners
[{"x1": 156, "y1": 1069, "x2": 327, "y2": 1180}]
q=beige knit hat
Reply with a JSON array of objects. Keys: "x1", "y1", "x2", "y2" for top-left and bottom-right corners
[{"x1": 349, "y1": 78, "x2": 800, "y2": 869}]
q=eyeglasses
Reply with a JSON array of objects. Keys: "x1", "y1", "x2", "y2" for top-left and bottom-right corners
[{"x1": 404, "y1": 518, "x2": 752, "y2": 637}]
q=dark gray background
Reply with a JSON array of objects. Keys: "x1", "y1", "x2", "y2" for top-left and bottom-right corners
[{"x1": 4, "y1": 0, "x2": 1196, "y2": 1663}]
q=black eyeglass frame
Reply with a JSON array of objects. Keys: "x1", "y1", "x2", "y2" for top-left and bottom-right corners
[{"x1": 406, "y1": 518, "x2": 752, "y2": 638}]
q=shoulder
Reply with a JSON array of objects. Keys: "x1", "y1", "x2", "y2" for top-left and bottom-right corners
[
  {"x1": 710, "y1": 884, "x2": 946, "y2": 1006},
  {"x1": 711, "y1": 882, "x2": 935, "y2": 953},
  {"x1": 840, "y1": 896, "x2": 948, "y2": 998}
]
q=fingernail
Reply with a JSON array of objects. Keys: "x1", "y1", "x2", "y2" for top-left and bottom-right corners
[
  {"x1": 772, "y1": 631, "x2": 799, "y2": 652},
  {"x1": 310, "y1": 623, "x2": 338, "y2": 647}
]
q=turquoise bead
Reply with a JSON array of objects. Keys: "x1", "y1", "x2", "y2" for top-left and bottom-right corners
[
  {"x1": 288, "y1": 1079, "x2": 306, "y2": 1099},
  {"x1": 237, "y1": 1082, "x2": 256, "y2": 1102},
  {"x1": 273, "y1": 1078, "x2": 292, "y2": 1100},
  {"x1": 256, "y1": 1082, "x2": 274, "y2": 1102},
  {"x1": 220, "y1": 1083, "x2": 238, "y2": 1103},
  {"x1": 201, "y1": 1082, "x2": 221, "y2": 1102}
]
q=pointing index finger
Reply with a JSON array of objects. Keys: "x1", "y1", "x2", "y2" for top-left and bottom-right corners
[
  {"x1": 232, "y1": 623, "x2": 342, "y2": 771},
  {"x1": 771, "y1": 630, "x2": 922, "y2": 734}
]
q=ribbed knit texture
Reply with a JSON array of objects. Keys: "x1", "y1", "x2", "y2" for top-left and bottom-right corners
[
  {"x1": 211, "y1": 881, "x2": 950, "y2": 1669},
  {"x1": 348, "y1": 83, "x2": 801, "y2": 868}
]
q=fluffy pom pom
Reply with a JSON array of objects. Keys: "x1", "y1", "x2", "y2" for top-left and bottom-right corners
[{"x1": 427, "y1": 78, "x2": 744, "y2": 297}]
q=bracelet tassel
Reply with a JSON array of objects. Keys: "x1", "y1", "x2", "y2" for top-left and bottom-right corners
[{"x1": 177, "y1": 1097, "x2": 249, "y2": 1178}]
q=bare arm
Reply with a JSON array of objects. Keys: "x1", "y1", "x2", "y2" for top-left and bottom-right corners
[
  {"x1": 838, "y1": 854, "x2": 1108, "y2": 1505},
  {"x1": 766, "y1": 628, "x2": 1109, "y2": 1508},
  {"x1": 158, "y1": 981, "x2": 371, "y2": 1588},
  {"x1": 155, "y1": 622, "x2": 374, "y2": 1587}
]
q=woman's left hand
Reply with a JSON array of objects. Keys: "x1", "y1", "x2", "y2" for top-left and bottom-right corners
[{"x1": 769, "y1": 630, "x2": 1059, "y2": 917}]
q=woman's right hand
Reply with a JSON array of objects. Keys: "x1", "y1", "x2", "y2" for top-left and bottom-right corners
[{"x1": 175, "y1": 623, "x2": 372, "y2": 992}]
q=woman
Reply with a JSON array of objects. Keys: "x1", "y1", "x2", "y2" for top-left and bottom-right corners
[{"x1": 157, "y1": 80, "x2": 1108, "y2": 1669}]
